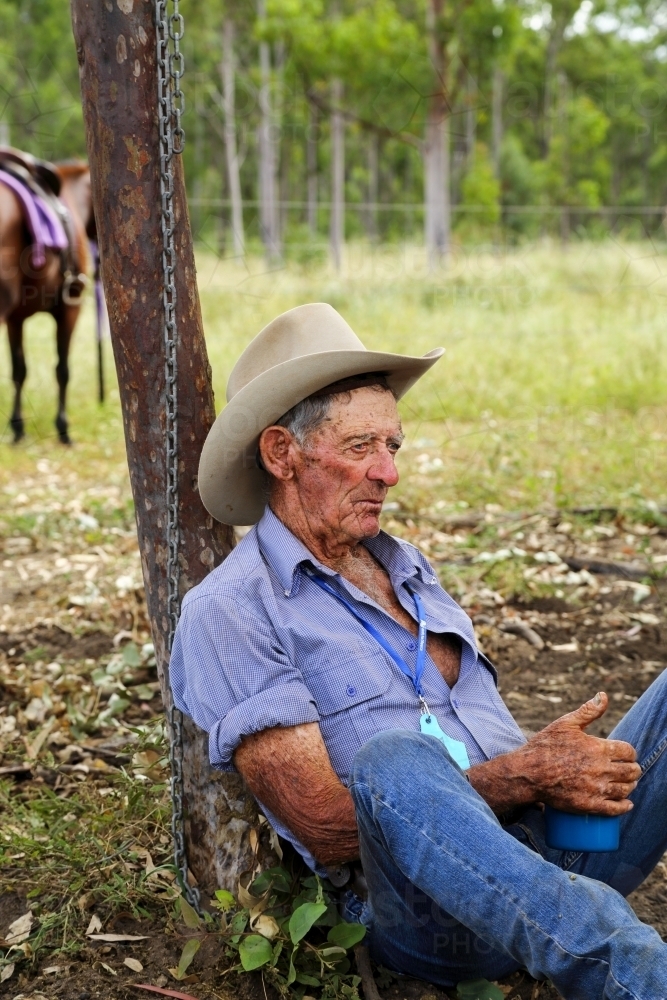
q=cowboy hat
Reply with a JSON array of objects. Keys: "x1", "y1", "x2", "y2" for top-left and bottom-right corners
[{"x1": 198, "y1": 302, "x2": 444, "y2": 525}]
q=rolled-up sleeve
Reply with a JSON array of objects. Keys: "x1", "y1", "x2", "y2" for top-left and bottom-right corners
[{"x1": 170, "y1": 593, "x2": 319, "y2": 770}]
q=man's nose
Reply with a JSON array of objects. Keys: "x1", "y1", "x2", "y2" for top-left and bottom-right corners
[{"x1": 368, "y1": 448, "x2": 399, "y2": 487}]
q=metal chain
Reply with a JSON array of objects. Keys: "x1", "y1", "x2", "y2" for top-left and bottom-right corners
[{"x1": 155, "y1": 0, "x2": 201, "y2": 914}]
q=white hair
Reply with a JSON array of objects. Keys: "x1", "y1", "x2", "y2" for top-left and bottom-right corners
[{"x1": 275, "y1": 382, "x2": 396, "y2": 448}]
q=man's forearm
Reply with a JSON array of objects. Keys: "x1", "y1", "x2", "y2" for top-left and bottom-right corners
[
  {"x1": 234, "y1": 723, "x2": 359, "y2": 866},
  {"x1": 467, "y1": 751, "x2": 537, "y2": 815}
]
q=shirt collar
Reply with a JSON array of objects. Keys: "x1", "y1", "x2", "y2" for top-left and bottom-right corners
[{"x1": 256, "y1": 505, "x2": 434, "y2": 596}]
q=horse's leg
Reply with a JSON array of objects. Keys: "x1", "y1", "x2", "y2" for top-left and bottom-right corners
[
  {"x1": 7, "y1": 315, "x2": 27, "y2": 443},
  {"x1": 54, "y1": 305, "x2": 78, "y2": 445}
]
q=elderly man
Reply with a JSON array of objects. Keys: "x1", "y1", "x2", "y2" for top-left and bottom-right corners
[{"x1": 172, "y1": 304, "x2": 667, "y2": 999}]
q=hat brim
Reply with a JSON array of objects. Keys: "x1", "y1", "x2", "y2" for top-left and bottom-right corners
[{"x1": 198, "y1": 347, "x2": 444, "y2": 525}]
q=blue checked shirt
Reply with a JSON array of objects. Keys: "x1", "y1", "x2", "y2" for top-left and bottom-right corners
[{"x1": 170, "y1": 506, "x2": 526, "y2": 867}]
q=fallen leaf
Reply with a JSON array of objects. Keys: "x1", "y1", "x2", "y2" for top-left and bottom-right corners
[
  {"x1": 124, "y1": 957, "x2": 144, "y2": 972},
  {"x1": 77, "y1": 891, "x2": 97, "y2": 912},
  {"x1": 169, "y1": 937, "x2": 201, "y2": 980},
  {"x1": 132, "y1": 750, "x2": 161, "y2": 770},
  {"x1": 498, "y1": 620, "x2": 545, "y2": 650},
  {"x1": 177, "y1": 896, "x2": 202, "y2": 929},
  {"x1": 5, "y1": 911, "x2": 33, "y2": 944},
  {"x1": 250, "y1": 912, "x2": 280, "y2": 939},
  {"x1": 101, "y1": 962, "x2": 118, "y2": 975},
  {"x1": 24, "y1": 716, "x2": 56, "y2": 759},
  {"x1": 86, "y1": 914, "x2": 103, "y2": 935},
  {"x1": 505, "y1": 691, "x2": 529, "y2": 702},
  {"x1": 630, "y1": 612, "x2": 660, "y2": 625},
  {"x1": 132, "y1": 986, "x2": 200, "y2": 1000},
  {"x1": 237, "y1": 873, "x2": 272, "y2": 912},
  {"x1": 88, "y1": 933, "x2": 150, "y2": 942},
  {"x1": 0, "y1": 963, "x2": 15, "y2": 983},
  {"x1": 551, "y1": 640, "x2": 579, "y2": 652}
]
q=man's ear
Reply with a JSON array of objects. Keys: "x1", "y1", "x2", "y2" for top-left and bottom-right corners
[{"x1": 259, "y1": 426, "x2": 297, "y2": 480}]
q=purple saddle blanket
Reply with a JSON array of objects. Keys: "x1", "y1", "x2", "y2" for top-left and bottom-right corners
[{"x1": 0, "y1": 168, "x2": 68, "y2": 269}]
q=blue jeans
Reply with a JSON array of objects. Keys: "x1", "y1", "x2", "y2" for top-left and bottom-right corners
[{"x1": 348, "y1": 669, "x2": 667, "y2": 999}]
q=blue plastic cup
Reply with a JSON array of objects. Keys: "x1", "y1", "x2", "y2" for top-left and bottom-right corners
[{"x1": 544, "y1": 806, "x2": 620, "y2": 852}]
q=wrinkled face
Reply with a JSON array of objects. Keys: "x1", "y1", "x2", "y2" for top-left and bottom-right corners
[{"x1": 294, "y1": 386, "x2": 403, "y2": 542}]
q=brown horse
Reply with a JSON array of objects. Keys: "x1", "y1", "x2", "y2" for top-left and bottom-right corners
[{"x1": 0, "y1": 158, "x2": 95, "y2": 444}]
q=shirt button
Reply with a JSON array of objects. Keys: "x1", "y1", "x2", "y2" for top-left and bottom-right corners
[
  {"x1": 346, "y1": 684, "x2": 357, "y2": 697},
  {"x1": 406, "y1": 641, "x2": 416, "y2": 651},
  {"x1": 452, "y1": 698, "x2": 460, "y2": 709}
]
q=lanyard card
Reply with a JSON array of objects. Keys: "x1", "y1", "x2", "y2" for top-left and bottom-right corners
[{"x1": 420, "y1": 712, "x2": 471, "y2": 770}]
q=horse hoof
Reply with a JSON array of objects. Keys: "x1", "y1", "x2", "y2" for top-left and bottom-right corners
[
  {"x1": 55, "y1": 417, "x2": 72, "y2": 445},
  {"x1": 10, "y1": 418, "x2": 24, "y2": 443}
]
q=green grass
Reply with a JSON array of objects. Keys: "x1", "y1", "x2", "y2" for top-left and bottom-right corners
[
  {"x1": 0, "y1": 766, "x2": 174, "y2": 965},
  {"x1": 1, "y1": 239, "x2": 666, "y2": 510}
]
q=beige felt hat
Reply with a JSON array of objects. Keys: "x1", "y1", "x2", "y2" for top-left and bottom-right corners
[{"x1": 198, "y1": 303, "x2": 444, "y2": 525}]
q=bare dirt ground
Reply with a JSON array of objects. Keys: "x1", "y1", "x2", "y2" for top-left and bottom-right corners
[{"x1": 1, "y1": 468, "x2": 666, "y2": 1000}]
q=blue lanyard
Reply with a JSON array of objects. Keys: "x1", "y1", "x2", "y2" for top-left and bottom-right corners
[
  {"x1": 305, "y1": 568, "x2": 429, "y2": 704},
  {"x1": 304, "y1": 567, "x2": 472, "y2": 771}
]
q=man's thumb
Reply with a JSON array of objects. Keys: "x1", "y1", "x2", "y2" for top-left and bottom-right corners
[{"x1": 562, "y1": 692, "x2": 608, "y2": 730}]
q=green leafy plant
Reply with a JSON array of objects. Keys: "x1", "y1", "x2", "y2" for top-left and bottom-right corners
[
  {"x1": 456, "y1": 979, "x2": 505, "y2": 1000},
  {"x1": 211, "y1": 867, "x2": 365, "y2": 999}
]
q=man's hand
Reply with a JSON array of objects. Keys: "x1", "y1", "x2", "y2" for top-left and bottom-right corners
[{"x1": 468, "y1": 692, "x2": 642, "y2": 816}]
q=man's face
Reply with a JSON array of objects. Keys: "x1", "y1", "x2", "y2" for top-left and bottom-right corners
[{"x1": 293, "y1": 386, "x2": 403, "y2": 543}]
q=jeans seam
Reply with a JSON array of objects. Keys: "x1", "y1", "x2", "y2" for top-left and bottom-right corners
[
  {"x1": 362, "y1": 784, "x2": 641, "y2": 994},
  {"x1": 638, "y1": 736, "x2": 667, "y2": 777}
]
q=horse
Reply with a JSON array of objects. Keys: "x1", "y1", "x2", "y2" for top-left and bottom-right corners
[{"x1": 0, "y1": 155, "x2": 96, "y2": 445}]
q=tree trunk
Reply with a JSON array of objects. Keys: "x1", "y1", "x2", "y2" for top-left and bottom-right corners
[
  {"x1": 306, "y1": 99, "x2": 319, "y2": 235},
  {"x1": 221, "y1": 19, "x2": 245, "y2": 258},
  {"x1": 466, "y1": 75, "x2": 476, "y2": 166},
  {"x1": 257, "y1": 0, "x2": 280, "y2": 261},
  {"x1": 423, "y1": 0, "x2": 449, "y2": 267},
  {"x1": 330, "y1": 77, "x2": 344, "y2": 271},
  {"x1": 367, "y1": 132, "x2": 379, "y2": 242},
  {"x1": 543, "y1": 0, "x2": 579, "y2": 156},
  {"x1": 70, "y1": 0, "x2": 270, "y2": 897},
  {"x1": 491, "y1": 66, "x2": 504, "y2": 178},
  {"x1": 273, "y1": 40, "x2": 286, "y2": 241}
]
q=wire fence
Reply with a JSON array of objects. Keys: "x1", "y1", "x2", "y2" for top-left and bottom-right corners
[{"x1": 189, "y1": 199, "x2": 667, "y2": 254}]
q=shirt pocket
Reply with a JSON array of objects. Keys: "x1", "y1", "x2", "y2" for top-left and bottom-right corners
[{"x1": 305, "y1": 654, "x2": 392, "y2": 718}]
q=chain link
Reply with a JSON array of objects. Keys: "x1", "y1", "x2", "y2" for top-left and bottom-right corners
[{"x1": 154, "y1": 0, "x2": 201, "y2": 914}]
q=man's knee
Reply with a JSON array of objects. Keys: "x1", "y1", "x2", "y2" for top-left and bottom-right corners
[{"x1": 351, "y1": 729, "x2": 461, "y2": 799}]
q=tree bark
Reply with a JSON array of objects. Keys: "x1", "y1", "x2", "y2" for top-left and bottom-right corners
[
  {"x1": 257, "y1": 0, "x2": 280, "y2": 262},
  {"x1": 424, "y1": 0, "x2": 450, "y2": 267},
  {"x1": 221, "y1": 19, "x2": 245, "y2": 258},
  {"x1": 330, "y1": 77, "x2": 345, "y2": 271},
  {"x1": 70, "y1": 0, "x2": 269, "y2": 896}
]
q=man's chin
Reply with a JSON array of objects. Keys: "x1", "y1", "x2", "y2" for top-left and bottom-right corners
[{"x1": 356, "y1": 511, "x2": 382, "y2": 538}]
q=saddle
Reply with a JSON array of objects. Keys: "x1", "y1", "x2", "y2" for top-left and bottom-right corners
[
  {"x1": 0, "y1": 146, "x2": 88, "y2": 304},
  {"x1": 0, "y1": 146, "x2": 61, "y2": 196}
]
